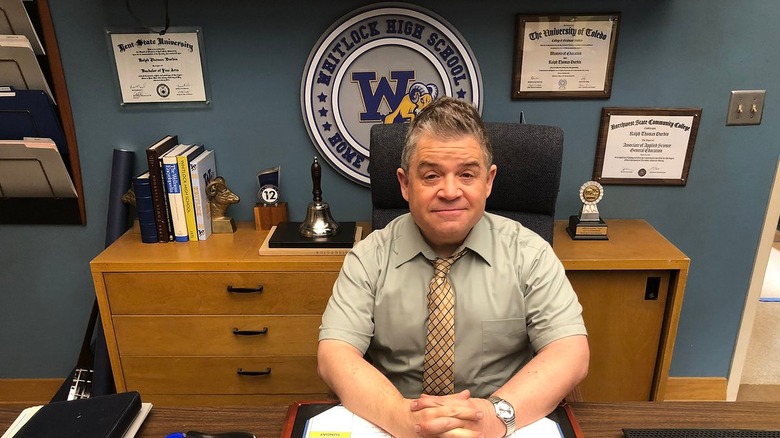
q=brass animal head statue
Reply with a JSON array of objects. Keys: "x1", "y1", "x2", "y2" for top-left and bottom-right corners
[{"x1": 206, "y1": 176, "x2": 240, "y2": 221}]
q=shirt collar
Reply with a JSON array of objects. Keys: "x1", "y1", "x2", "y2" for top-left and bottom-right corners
[
  {"x1": 390, "y1": 213, "x2": 493, "y2": 267},
  {"x1": 462, "y1": 214, "x2": 493, "y2": 266}
]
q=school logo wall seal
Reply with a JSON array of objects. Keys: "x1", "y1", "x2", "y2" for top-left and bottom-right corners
[{"x1": 301, "y1": 2, "x2": 482, "y2": 186}]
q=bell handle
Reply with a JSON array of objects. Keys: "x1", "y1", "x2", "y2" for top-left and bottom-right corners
[{"x1": 311, "y1": 157, "x2": 322, "y2": 202}]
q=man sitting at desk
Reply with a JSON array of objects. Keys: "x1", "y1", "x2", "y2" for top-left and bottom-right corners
[{"x1": 318, "y1": 97, "x2": 589, "y2": 438}]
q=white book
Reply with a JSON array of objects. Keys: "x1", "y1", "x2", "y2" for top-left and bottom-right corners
[
  {"x1": 188, "y1": 149, "x2": 216, "y2": 240},
  {"x1": 0, "y1": 34, "x2": 54, "y2": 103},
  {"x1": 0, "y1": 0, "x2": 45, "y2": 54},
  {"x1": 160, "y1": 143, "x2": 192, "y2": 242}
]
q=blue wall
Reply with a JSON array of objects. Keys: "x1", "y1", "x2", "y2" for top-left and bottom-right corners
[{"x1": 1, "y1": 0, "x2": 777, "y2": 381}]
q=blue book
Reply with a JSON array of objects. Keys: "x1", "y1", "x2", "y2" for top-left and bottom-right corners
[{"x1": 132, "y1": 171, "x2": 157, "y2": 243}]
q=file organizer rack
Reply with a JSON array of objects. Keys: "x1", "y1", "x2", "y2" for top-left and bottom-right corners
[{"x1": 1, "y1": 0, "x2": 86, "y2": 225}]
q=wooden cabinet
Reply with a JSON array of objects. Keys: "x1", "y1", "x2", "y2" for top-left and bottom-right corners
[
  {"x1": 90, "y1": 223, "x2": 343, "y2": 406},
  {"x1": 91, "y1": 219, "x2": 687, "y2": 405},
  {"x1": 553, "y1": 219, "x2": 689, "y2": 402}
]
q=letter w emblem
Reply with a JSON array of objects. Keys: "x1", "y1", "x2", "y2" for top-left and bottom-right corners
[{"x1": 352, "y1": 71, "x2": 414, "y2": 121}]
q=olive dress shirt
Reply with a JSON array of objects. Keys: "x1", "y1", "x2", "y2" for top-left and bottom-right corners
[{"x1": 319, "y1": 212, "x2": 587, "y2": 398}]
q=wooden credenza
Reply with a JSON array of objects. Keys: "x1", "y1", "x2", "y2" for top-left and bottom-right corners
[
  {"x1": 553, "y1": 219, "x2": 689, "y2": 402},
  {"x1": 90, "y1": 223, "x2": 341, "y2": 406},
  {"x1": 91, "y1": 219, "x2": 687, "y2": 405}
]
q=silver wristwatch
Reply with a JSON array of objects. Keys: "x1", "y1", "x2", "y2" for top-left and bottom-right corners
[{"x1": 488, "y1": 396, "x2": 516, "y2": 437}]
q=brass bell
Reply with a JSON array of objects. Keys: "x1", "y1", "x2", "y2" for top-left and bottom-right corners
[{"x1": 299, "y1": 157, "x2": 339, "y2": 237}]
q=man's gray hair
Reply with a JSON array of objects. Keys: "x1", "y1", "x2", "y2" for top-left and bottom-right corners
[{"x1": 400, "y1": 97, "x2": 492, "y2": 172}]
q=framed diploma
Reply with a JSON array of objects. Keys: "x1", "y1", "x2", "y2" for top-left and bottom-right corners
[
  {"x1": 592, "y1": 107, "x2": 702, "y2": 186},
  {"x1": 512, "y1": 13, "x2": 620, "y2": 99},
  {"x1": 106, "y1": 27, "x2": 211, "y2": 106}
]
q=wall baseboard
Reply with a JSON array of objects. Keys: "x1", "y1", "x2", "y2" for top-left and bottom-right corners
[
  {"x1": 664, "y1": 377, "x2": 727, "y2": 401},
  {"x1": 0, "y1": 379, "x2": 62, "y2": 405},
  {"x1": 737, "y1": 384, "x2": 780, "y2": 401}
]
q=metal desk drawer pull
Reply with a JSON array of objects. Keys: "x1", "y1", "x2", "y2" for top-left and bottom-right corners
[
  {"x1": 236, "y1": 367, "x2": 271, "y2": 376},
  {"x1": 226, "y1": 285, "x2": 264, "y2": 294},
  {"x1": 232, "y1": 327, "x2": 269, "y2": 336}
]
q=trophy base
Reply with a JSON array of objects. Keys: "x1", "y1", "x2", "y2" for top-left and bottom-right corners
[
  {"x1": 212, "y1": 217, "x2": 237, "y2": 234},
  {"x1": 254, "y1": 202, "x2": 288, "y2": 230},
  {"x1": 567, "y1": 215, "x2": 608, "y2": 240}
]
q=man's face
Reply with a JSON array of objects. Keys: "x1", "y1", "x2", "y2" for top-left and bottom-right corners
[{"x1": 397, "y1": 132, "x2": 496, "y2": 255}]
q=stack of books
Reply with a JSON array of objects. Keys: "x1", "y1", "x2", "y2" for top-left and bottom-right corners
[{"x1": 132, "y1": 135, "x2": 218, "y2": 243}]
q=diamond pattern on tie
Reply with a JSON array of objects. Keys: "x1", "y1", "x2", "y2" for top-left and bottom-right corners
[{"x1": 422, "y1": 249, "x2": 468, "y2": 395}]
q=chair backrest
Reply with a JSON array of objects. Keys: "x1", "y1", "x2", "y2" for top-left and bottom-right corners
[{"x1": 369, "y1": 122, "x2": 563, "y2": 244}]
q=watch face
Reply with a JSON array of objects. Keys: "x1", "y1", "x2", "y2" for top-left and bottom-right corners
[{"x1": 496, "y1": 401, "x2": 514, "y2": 419}]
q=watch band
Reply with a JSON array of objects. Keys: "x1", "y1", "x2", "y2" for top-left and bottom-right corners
[{"x1": 487, "y1": 396, "x2": 516, "y2": 437}]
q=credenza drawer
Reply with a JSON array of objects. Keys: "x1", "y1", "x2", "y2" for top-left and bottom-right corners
[
  {"x1": 104, "y1": 272, "x2": 336, "y2": 314},
  {"x1": 122, "y1": 356, "x2": 327, "y2": 395},
  {"x1": 113, "y1": 315, "x2": 321, "y2": 356}
]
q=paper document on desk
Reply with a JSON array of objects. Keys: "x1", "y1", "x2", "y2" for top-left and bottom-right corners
[
  {"x1": 514, "y1": 417, "x2": 564, "y2": 438},
  {"x1": 304, "y1": 406, "x2": 388, "y2": 437},
  {"x1": 303, "y1": 405, "x2": 563, "y2": 437}
]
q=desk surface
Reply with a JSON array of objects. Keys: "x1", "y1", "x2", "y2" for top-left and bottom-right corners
[
  {"x1": 552, "y1": 219, "x2": 689, "y2": 271},
  {"x1": 2, "y1": 402, "x2": 779, "y2": 438}
]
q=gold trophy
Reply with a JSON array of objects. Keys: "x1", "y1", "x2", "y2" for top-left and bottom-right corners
[{"x1": 567, "y1": 181, "x2": 608, "y2": 240}]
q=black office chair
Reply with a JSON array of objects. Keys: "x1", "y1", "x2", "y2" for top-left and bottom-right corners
[{"x1": 369, "y1": 122, "x2": 564, "y2": 244}]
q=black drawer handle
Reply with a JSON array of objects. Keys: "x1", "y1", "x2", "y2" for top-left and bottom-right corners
[
  {"x1": 237, "y1": 367, "x2": 271, "y2": 376},
  {"x1": 232, "y1": 327, "x2": 269, "y2": 336},
  {"x1": 645, "y1": 276, "x2": 661, "y2": 300},
  {"x1": 226, "y1": 284, "x2": 264, "y2": 294}
]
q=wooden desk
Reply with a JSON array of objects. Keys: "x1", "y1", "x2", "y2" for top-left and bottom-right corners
[
  {"x1": 2, "y1": 402, "x2": 778, "y2": 438},
  {"x1": 571, "y1": 402, "x2": 780, "y2": 437}
]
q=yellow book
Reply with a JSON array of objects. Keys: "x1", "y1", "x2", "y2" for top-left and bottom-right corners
[{"x1": 176, "y1": 144, "x2": 205, "y2": 241}]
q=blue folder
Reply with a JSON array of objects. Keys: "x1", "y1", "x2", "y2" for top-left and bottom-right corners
[{"x1": 0, "y1": 87, "x2": 68, "y2": 156}]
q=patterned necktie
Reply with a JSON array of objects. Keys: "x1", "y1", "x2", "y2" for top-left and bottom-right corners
[{"x1": 422, "y1": 249, "x2": 468, "y2": 395}]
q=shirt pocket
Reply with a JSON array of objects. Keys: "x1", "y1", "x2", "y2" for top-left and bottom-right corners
[{"x1": 478, "y1": 318, "x2": 529, "y2": 386}]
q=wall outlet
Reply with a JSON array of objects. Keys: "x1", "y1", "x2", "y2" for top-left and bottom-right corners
[{"x1": 726, "y1": 90, "x2": 766, "y2": 125}]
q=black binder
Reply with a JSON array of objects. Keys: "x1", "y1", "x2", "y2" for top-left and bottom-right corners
[{"x1": 14, "y1": 391, "x2": 142, "y2": 438}]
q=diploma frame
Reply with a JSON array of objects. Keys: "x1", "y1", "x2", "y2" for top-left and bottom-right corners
[
  {"x1": 512, "y1": 13, "x2": 620, "y2": 99},
  {"x1": 592, "y1": 107, "x2": 702, "y2": 186},
  {"x1": 105, "y1": 27, "x2": 211, "y2": 107}
]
